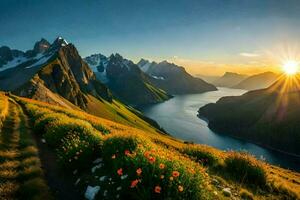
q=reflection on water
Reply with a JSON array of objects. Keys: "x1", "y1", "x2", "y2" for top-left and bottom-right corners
[{"x1": 140, "y1": 87, "x2": 300, "y2": 171}]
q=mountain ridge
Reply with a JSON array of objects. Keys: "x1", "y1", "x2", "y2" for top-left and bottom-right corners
[{"x1": 137, "y1": 58, "x2": 217, "y2": 94}]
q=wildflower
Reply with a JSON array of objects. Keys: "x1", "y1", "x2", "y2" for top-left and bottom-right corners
[
  {"x1": 117, "y1": 168, "x2": 123, "y2": 176},
  {"x1": 160, "y1": 175, "x2": 164, "y2": 179},
  {"x1": 178, "y1": 185, "x2": 184, "y2": 192},
  {"x1": 154, "y1": 186, "x2": 161, "y2": 193},
  {"x1": 117, "y1": 186, "x2": 122, "y2": 191},
  {"x1": 136, "y1": 168, "x2": 142, "y2": 176},
  {"x1": 112, "y1": 154, "x2": 116, "y2": 159},
  {"x1": 159, "y1": 163, "x2": 165, "y2": 169},
  {"x1": 169, "y1": 176, "x2": 174, "y2": 181},
  {"x1": 148, "y1": 156, "x2": 156, "y2": 163},
  {"x1": 172, "y1": 171, "x2": 180, "y2": 178},
  {"x1": 125, "y1": 150, "x2": 130, "y2": 156},
  {"x1": 130, "y1": 179, "x2": 139, "y2": 188},
  {"x1": 121, "y1": 174, "x2": 128, "y2": 180},
  {"x1": 144, "y1": 151, "x2": 150, "y2": 158}
]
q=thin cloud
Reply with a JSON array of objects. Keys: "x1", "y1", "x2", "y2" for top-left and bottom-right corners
[{"x1": 240, "y1": 52, "x2": 260, "y2": 57}]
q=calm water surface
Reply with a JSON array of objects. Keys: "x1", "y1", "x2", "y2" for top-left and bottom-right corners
[{"x1": 140, "y1": 87, "x2": 300, "y2": 171}]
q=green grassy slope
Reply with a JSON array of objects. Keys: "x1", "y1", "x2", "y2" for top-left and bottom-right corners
[{"x1": 5, "y1": 94, "x2": 298, "y2": 200}]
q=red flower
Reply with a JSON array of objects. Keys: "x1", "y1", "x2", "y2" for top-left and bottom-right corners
[
  {"x1": 117, "y1": 168, "x2": 123, "y2": 176},
  {"x1": 172, "y1": 171, "x2": 180, "y2": 178},
  {"x1": 159, "y1": 163, "x2": 165, "y2": 169},
  {"x1": 148, "y1": 156, "x2": 156, "y2": 163},
  {"x1": 144, "y1": 151, "x2": 150, "y2": 158},
  {"x1": 154, "y1": 186, "x2": 161, "y2": 193},
  {"x1": 125, "y1": 150, "x2": 130, "y2": 156},
  {"x1": 136, "y1": 168, "x2": 142, "y2": 176},
  {"x1": 130, "y1": 179, "x2": 139, "y2": 188}
]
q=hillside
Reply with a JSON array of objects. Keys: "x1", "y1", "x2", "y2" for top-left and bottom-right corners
[
  {"x1": 84, "y1": 54, "x2": 171, "y2": 106},
  {"x1": 0, "y1": 38, "x2": 166, "y2": 134},
  {"x1": 234, "y1": 72, "x2": 279, "y2": 90},
  {"x1": 199, "y1": 74, "x2": 300, "y2": 156},
  {"x1": 0, "y1": 92, "x2": 299, "y2": 199},
  {"x1": 213, "y1": 72, "x2": 248, "y2": 88},
  {"x1": 137, "y1": 59, "x2": 217, "y2": 94}
]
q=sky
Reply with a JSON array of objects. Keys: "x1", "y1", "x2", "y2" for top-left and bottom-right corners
[{"x1": 2, "y1": 0, "x2": 300, "y2": 75}]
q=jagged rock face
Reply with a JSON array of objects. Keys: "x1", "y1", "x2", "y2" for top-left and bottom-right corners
[
  {"x1": 27, "y1": 44, "x2": 112, "y2": 108},
  {"x1": 0, "y1": 37, "x2": 112, "y2": 109},
  {"x1": 85, "y1": 53, "x2": 170, "y2": 106},
  {"x1": 137, "y1": 59, "x2": 217, "y2": 94},
  {"x1": 33, "y1": 38, "x2": 50, "y2": 54}
]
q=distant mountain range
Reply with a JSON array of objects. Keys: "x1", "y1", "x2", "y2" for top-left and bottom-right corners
[
  {"x1": 198, "y1": 75, "x2": 300, "y2": 155},
  {"x1": 137, "y1": 59, "x2": 217, "y2": 94},
  {"x1": 233, "y1": 71, "x2": 279, "y2": 90},
  {"x1": 213, "y1": 72, "x2": 248, "y2": 88},
  {"x1": 198, "y1": 71, "x2": 279, "y2": 91},
  {"x1": 84, "y1": 54, "x2": 170, "y2": 106}
]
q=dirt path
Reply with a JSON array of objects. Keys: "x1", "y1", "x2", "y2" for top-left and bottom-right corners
[
  {"x1": 19, "y1": 100, "x2": 82, "y2": 200},
  {"x1": 0, "y1": 99, "x2": 51, "y2": 199}
]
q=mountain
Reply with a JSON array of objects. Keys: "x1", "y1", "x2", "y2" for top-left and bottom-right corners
[
  {"x1": 195, "y1": 74, "x2": 220, "y2": 84},
  {"x1": 137, "y1": 59, "x2": 217, "y2": 94},
  {"x1": 198, "y1": 75, "x2": 300, "y2": 155},
  {"x1": 0, "y1": 38, "x2": 165, "y2": 133},
  {"x1": 234, "y1": 72, "x2": 279, "y2": 90},
  {"x1": 213, "y1": 72, "x2": 248, "y2": 87},
  {"x1": 84, "y1": 54, "x2": 171, "y2": 106}
]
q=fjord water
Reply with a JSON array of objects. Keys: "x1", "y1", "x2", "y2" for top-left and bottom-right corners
[{"x1": 140, "y1": 87, "x2": 300, "y2": 171}]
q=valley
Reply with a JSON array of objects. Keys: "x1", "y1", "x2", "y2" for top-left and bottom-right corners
[{"x1": 140, "y1": 87, "x2": 300, "y2": 171}]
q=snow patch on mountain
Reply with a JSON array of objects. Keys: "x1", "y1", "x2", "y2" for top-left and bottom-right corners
[
  {"x1": 152, "y1": 75, "x2": 165, "y2": 80},
  {"x1": 0, "y1": 56, "x2": 29, "y2": 72},
  {"x1": 25, "y1": 53, "x2": 54, "y2": 69}
]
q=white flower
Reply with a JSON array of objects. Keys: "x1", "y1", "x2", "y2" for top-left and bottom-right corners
[
  {"x1": 99, "y1": 176, "x2": 107, "y2": 182},
  {"x1": 121, "y1": 174, "x2": 128, "y2": 180},
  {"x1": 116, "y1": 186, "x2": 122, "y2": 191},
  {"x1": 93, "y1": 158, "x2": 103, "y2": 164}
]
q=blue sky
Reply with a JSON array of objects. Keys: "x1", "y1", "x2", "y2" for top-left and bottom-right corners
[{"x1": 1, "y1": 0, "x2": 300, "y2": 75}]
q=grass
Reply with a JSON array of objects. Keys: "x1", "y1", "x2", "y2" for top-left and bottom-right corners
[
  {"x1": 224, "y1": 151, "x2": 267, "y2": 187},
  {"x1": 0, "y1": 98, "x2": 52, "y2": 199},
  {"x1": 12, "y1": 95, "x2": 300, "y2": 199},
  {"x1": 0, "y1": 92, "x2": 9, "y2": 130}
]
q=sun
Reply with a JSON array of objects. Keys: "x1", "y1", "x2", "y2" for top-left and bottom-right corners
[{"x1": 282, "y1": 60, "x2": 299, "y2": 75}]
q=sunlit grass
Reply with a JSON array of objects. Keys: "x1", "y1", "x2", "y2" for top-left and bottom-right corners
[{"x1": 14, "y1": 95, "x2": 300, "y2": 199}]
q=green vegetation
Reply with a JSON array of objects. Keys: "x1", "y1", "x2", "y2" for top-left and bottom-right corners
[
  {"x1": 13, "y1": 95, "x2": 300, "y2": 200},
  {"x1": 224, "y1": 152, "x2": 266, "y2": 187},
  {"x1": 0, "y1": 97, "x2": 51, "y2": 199},
  {"x1": 0, "y1": 93, "x2": 8, "y2": 130},
  {"x1": 182, "y1": 145, "x2": 221, "y2": 167},
  {"x1": 0, "y1": 93, "x2": 298, "y2": 199}
]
